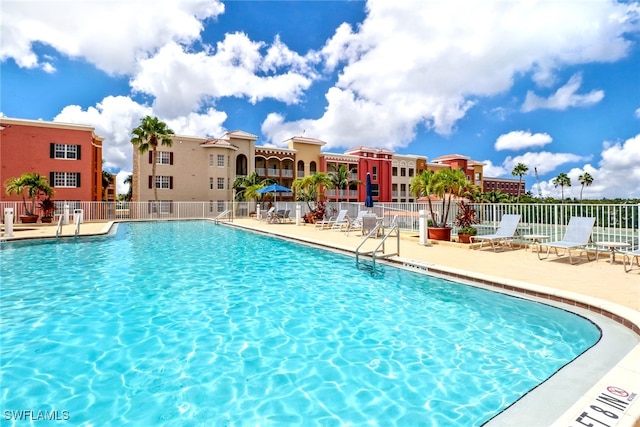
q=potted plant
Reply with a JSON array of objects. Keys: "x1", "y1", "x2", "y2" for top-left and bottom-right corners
[
  {"x1": 410, "y1": 168, "x2": 469, "y2": 241},
  {"x1": 454, "y1": 200, "x2": 479, "y2": 243},
  {"x1": 39, "y1": 197, "x2": 56, "y2": 223},
  {"x1": 4, "y1": 172, "x2": 54, "y2": 223}
]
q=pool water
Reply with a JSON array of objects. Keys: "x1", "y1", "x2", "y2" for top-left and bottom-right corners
[{"x1": 0, "y1": 221, "x2": 600, "y2": 426}]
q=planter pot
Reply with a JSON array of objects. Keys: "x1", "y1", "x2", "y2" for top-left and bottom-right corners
[
  {"x1": 41, "y1": 216, "x2": 53, "y2": 224},
  {"x1": 19, "y1": 214, "x2": 39, "y2": 224},
  {"x1": 458, "y1": 233, "x2": 473, "y2": 244},
  {"x1": 428, "y1": 227, "x2": 452, "y2": 241}
]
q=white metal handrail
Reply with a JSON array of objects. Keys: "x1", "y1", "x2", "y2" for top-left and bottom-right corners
[
  {"x1": 213, "y1": 209, "x2": 232, "y2": 224},
  {"x1": 55, "y1": 214, "x2": 63, "y2": 238},
  {"x1": 356, "y1": 215, "x2": 400, "y2": 266},
  {"x1": 74, "y1": 218, "x2": 81, "y2": 237}
]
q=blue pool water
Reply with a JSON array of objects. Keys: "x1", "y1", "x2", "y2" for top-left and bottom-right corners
[{"x1": 0, "y1": 221, "x2": 600, "y2": 426}]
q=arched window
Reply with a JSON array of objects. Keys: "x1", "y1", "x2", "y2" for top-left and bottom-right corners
[
  {"x1": 236, "y1": 154, "x2": 248, "y2": 176},
  {"x1": 310, "y1": 161, "x2": 317, "y2": 174}
]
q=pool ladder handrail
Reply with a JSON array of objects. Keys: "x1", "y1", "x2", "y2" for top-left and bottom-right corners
[
  {"x1": 213, "y1": 209, "x2": 232, "y2": 224},
  {"x1": 74, "y1": 217, "x2": 81, "y2": 237},
  {"x1": 355, "y1": 215, "x2": 400, "y2": 267},
  {"x1": 55, "y1": 214, "x2": 63, "y2": 238}
]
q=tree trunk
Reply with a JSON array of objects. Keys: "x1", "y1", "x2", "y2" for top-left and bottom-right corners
[{"x1": 152, "y1": 148, "x2": 158, "y2": 201}]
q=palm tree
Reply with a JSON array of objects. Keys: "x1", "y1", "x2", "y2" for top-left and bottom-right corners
[
  {"x1": 410, "y1": 168, "x2": 468, "y2": 228},
  {"x1": 511, "y1": 163, "x2": 528, "y2": 202},
  {"x1": 130, "y1": 116, "x2": 175, "y2": 201},
  {"x1": 292, "y1": 172, "x2": 334, "y2": 213},
  {"x1": 232, "y1": 172, "x2": 275, "y2": 202},
  {"x1": 552, "y1": 172, "x2": 571, "y2": 202},
  {"x1": 480, "y1": 189, "x2": 514, "y2": 203},
  {"x1": 328, "y1": 164, "x2": 362, "y2": 200},
  {"x1": 124, "y1": 175, "x2": 133, "y2": 201},
  {"x1": 102, "y1": 170, "x2": 115, "y2": 201},
  {"x1": 578, "y1": 172, "x2": 594, "y2": 202},
  {"x1": 5, "y1": 172, "x2": 54, "y2": 216}
]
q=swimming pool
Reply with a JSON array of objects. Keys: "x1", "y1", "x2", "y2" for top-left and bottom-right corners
[{"x1": 0, "y1": 221, "x2": 601, "y2": 426}]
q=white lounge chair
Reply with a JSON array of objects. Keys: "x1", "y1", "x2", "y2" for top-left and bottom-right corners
[
  {"x1": 316, "y1": 209, "x2": 348, "y2": 230},
  {"x1": 622, "y1": 249, "x2": 640, "y2": 273},
  {"x1": 471, "y1": 214, "x2": 521, "y2": 251},
  {"x1": 344, "y1": 210, "x2": 368, "y2": 235},
  {"x1": 537, "y1": 216, "x2": 596, "y2": 265},
  {"x1": 330, "y1": 209, "x2": 351, "y2": 230},
  {"x1": 261, "y1": 207, "x2": 276, "y2": 222}
]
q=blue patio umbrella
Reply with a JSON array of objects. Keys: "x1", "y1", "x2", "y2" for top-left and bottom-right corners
[
  {"x1": 257, "y1": 184, "x2": 292, "y2": 202},
  {"x1": 364, "y1": 173, "x2": 374, "y2": 208}
]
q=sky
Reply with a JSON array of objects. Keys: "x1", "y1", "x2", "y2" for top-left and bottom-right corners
[{"x1": 1, "y1": 0, "x2": 639, "y2": 199}]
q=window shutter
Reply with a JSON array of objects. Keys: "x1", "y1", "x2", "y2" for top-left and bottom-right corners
[
  {"x1": 170, "y1": 152, "x2": 174, "y2": 165},
  {"x1": 169, "y1": 176, "x2": 173, "y2": 189},
  {"x1": 50, "y1": 143, "x2": 55, "y2": 158},
  {"x1": 169, "y1": 201, "x2": 174, "y2": 214},
  {"x1": 77, "y1": 145, "x2": 81, "y2": 160},
  {"x1": 76, "y1": 173, "x2": 81, "y2": 188},
  {"x1": 148, "y1": 176, "x2": 153, "y2": 189},
  {"x1": 50, "y1": 172, "x2": 55, "y2": 186},
  {"x1": 149, "y1": 151, "x2": 153, "y2": 164}
]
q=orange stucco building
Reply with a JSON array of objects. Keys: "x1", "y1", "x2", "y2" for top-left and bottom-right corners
[{"x1": 0, "y1": 118, "x2": 104, "y2": 203}]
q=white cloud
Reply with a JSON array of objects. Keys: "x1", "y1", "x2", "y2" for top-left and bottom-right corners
[
  {"x1": 480, "y1": 160, "x2": 508, "y2": 178},
  {"x1": 0, "y1": 0, "x2": 225, "y2": 74},
  {"x1": 522, "y1": 73, "x2": 605, "y2": 112},
  {"x1": 131, "y1": 36, "x2": 315, "y2": 117},
  {"x1": 635, "y1": 107, "x2": 640, "y2": 119},
  {"x1": 265, "y1": 0, "x2": 636, "y2": 149},
  {"x1": 517, "y1": 135, "x2": 640, "y2": 199},
  {"x1": 53, "y1": 96, "x2": 228, "y2": 175},
  {"x1": 495, "y1": 131, "x2": 553, "y2": 151}
]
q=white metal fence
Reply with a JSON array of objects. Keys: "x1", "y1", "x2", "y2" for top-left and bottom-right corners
[{"x1": 2, "y1": 200, "x2": 638, "y2": 249}]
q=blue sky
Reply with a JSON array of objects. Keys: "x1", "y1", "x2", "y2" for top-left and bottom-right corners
[{"x1": 1, "y1": 0, "x2": 639, "y2": 198}]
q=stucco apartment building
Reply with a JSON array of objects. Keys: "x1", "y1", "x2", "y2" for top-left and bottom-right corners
[
  {"x1": 132, "y1": 130, "x2": 491, "y2": 209},
  {"x1": 0, "y1": 117, "x2": 104, "y2": 208}
]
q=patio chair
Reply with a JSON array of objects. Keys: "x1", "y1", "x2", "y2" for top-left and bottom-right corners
[
  {"x1": 471, "y1": 214, "x2": 521, "y2": 252},
  {"x1": 275, "y1": 209, "x2": 292, "y2": 223},
  {"x1": 622, "y1": 249, "x2": 640, "y2": 273},
  {"x1": 537, "y1": 216, "x2": 596, "y2": 265},
  {"x1": 330, "y1": 209, "x2": 351, "y2": 230},
  {"x1": 261, "y1": 207, "x2": 276, "y2": 222},
  {"x1": 315, "y1": 209, "x2": 348, "y2": 230}
]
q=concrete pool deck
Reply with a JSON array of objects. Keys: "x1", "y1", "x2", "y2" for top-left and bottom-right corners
[{"x1": 2, "y1": 219, "x2": 639, "y2": 426}]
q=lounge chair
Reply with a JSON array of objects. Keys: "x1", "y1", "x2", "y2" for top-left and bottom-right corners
[
  {"x1": 344, "y1": 210, "x2": 368, "y2": 235},
  {"x1": 622, "y1": 249, "x2": 640, "y2": 273},
  {"x1": 330, "y1": 209, "x2": 350, "y2": 230},
  {"x1": 471, "y1": 214, "x2": 521, "y2": 251},
  {"x1": 537, "y1": 216, "x2": 596, "y2": 265},
  {"x1": 315, "y1": 209, "x2": 348, "y2": 230}
]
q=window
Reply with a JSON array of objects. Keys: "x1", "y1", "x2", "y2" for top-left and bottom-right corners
[
  {"x1": 209, "y1": 154, "x2": 214, "y2": 167},
  {"x1": 50, "y1": 143, "x2": 80, "y2": 160},
  {"x1": 217, "y1": 201, "x2": 225, "y2": 212},
  {"x1": 51, "y1": 172, "x2": 80, "y2": 187},
  {"x1": 217, "y1": 155, "x2": 225, "y2": 167},
  {"x1": 372, "y1": 167, "x2": 378, "y2": 180},
  {"x1": 149, "y1": 176, "x2": 173, "y2": 189},
  {"x1": 371, "y1": 184, "x2": 379, "y2": 197},
  {"x1": 400, "y1": 168, "x2": 406, "y2": 177},
  {"x1": 392, "y1": 167, "x2": 398, "y2": 176},
  {"x1": 209, "y1": 177, "x2": 214, "y2": 190},
  {"x1": 408, "y1": 169, "x2": 414, "y2": 177},
  {"x1": 157, "y1": 152, "x2": 172, "y2": 165},
  {"x1": 217, "y1": 178, "x2": 224, "y2": 190}
]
